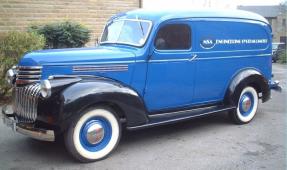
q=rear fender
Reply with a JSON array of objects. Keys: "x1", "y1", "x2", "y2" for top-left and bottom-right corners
[{"x1": 224, "y1": 69, "x2": 270, "y2": 106}]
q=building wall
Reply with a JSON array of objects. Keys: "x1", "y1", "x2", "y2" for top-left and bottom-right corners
[
  {"x1": 272, "y1": 13, "x2": 286, "y2": 43},
  {"x1": 0, "y1": 0, "x2": 140, "y2": 45},
  {"x1": 268, "y1": 14, "x2": 286, "y2": 42}
]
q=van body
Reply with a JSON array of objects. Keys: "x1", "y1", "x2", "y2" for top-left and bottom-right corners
[{"x1": 2, "y1": 9, "x2": 280, "y2": 162}]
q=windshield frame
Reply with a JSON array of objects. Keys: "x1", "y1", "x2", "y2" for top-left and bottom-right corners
[{"x1": 100, "y1": 18, "x2": 153, "y2": 47}]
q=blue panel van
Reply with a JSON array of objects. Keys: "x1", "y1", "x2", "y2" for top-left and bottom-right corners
[{"x1": 2, "y1": 9, "x2": 281, "y2": 162}]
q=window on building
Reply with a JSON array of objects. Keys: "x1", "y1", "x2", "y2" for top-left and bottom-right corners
[
  {"x1": 280, "y1": 36, "x2": 286, "y2": 44},
  {"x1": 154, "y1": 24, "x2": 191, "y2": 50},
  {"x1": 283, "y1": 19, "x2": 286, "y2": 27}
]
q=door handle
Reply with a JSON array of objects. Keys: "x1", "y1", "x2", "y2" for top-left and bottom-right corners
[{"x1": 189, "y1": 54, "x2": 197, "y2": 61}]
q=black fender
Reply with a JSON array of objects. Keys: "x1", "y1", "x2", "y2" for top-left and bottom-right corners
[
  {"x1": 56, "y1": 78, "x2": 149, "y2": 132},
  {"x1": 224, "y1": 69, "x2": 270, "y2": 106}
]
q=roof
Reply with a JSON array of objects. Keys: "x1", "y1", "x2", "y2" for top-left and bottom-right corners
[
  {"x1": 113, "y1": 9, "x2": 269, "y2": 25},
  {"x1": 237, "y1": 5, "x2": 282, "y2": 18}
]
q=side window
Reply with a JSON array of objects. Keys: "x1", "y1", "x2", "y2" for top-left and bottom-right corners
[{"x1": 154, "y1": 24, "x2": 191, "y2": 50}]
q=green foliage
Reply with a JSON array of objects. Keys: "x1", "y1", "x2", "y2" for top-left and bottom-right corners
[
  {"x1": 279, "y1": 49, "x2": 287, "y2": 64},
  {"x1": 0, "y1": 31, "x2": 45, "y2": 99},
  {"x1": 29, "y1": 21, "x2": 91, "y2": 49}
]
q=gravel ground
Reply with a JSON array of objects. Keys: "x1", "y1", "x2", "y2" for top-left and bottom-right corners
[{"x1": 0, "y1": 63, "x2": 286, "y2": 170}]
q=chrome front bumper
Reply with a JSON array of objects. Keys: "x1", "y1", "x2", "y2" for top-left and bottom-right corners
[{"x1": 1, "y1": 106, "x2": 55, "y2": 142}]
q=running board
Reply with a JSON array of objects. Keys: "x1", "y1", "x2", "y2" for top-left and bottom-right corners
[{"x1": 127, "y1": 105, "x2": 235, "y2": 130}]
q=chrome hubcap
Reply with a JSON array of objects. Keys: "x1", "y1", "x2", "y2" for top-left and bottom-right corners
[
  {"x1": 241, "y1": 96, "x2": 252, "y2": 113},
  {"x1": 86, "y1": 123, "x2": 105, "y2": 145}
]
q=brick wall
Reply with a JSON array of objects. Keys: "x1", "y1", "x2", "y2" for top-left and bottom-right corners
[{"x1": 0, "y1": 0, "x2": 140, "y2": 46}]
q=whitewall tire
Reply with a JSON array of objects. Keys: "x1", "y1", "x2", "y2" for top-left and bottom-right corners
[
  {"x1": 65, "y1": 107, "x2": 121, "y2": 162},
  {"x1": 229, "y1": 86, "x2": 259, "y2": 124}
]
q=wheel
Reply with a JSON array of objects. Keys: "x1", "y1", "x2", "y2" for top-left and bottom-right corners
[
  {"x1": 65, "y1": 107, "x2": 121, "y2": 162},
  {"x1": 229, "y1": 86, "x2": 259, "y2": 124}
]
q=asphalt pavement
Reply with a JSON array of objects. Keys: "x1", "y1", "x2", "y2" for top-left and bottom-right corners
[{"x1": 0, "y1": 63, "x2": 286, "y2": 170}]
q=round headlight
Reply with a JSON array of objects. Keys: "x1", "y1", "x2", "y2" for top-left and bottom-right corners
[
  {"x1": 5, "y1": 69, "x2": 16, "y2": 85},
  {"x1": 40, "y1": 80, "x2": 52, "y2": 98}
]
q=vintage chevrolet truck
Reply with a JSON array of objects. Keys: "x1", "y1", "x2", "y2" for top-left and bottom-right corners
[{"x1": 2, "y1": 9, "x2": 281, "y2": 162}]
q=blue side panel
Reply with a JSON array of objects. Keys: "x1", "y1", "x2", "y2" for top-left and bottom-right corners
[
  {"x1": 192, "y1": 19, "x2": 272, "y2": 104},
  {"x1": 41, "y1": 64, "x2": 136, "y2": 87},
  {"x1": 193, "y1": 56, "x2": 271, "y2": 103},
  {"x1": 142, "y1": 20, "x2": 196, "y2": 112},
  {"x1": 130, "y1": 62, "x2": 148, "y2": 98},
  {"x1": 144, "y1": 58, "x2": 195, "y2": 111}
]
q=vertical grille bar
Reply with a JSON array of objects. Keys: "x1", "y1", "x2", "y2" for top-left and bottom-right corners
[
  {"x1": 24, "y1": 86, "x2": 29, "y2": 122},
  {"x1": 27, "y1": 85, "x2": 32, "y2": 121},
  {"x1": 28, "y1": 85, "x2": 33, "y2": 121},
  {"x1": 12, "y1": 83, "x2": 41, "y2": 123},
  {"x1": 19, "y1": 86, "x2": 24, "y2": 120}
]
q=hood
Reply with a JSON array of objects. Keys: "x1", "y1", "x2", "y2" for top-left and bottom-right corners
[{"x1": 19, "y1": 46, "x2": 136, "y2": 66}]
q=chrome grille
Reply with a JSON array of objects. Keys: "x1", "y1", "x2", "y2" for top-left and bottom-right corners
[
  {"x1": 12, "y1": 83, "x2": 41, "y2": 123},
  {"x1": 16, "y1": 66, "x2": 42, "y2": 85}
]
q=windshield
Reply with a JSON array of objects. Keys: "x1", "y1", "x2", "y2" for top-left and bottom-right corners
[{"x1": 100, "y1": 19, "x2": 152, "y2": 47}]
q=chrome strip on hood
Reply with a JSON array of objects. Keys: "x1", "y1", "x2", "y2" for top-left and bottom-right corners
[{"x1": 72, "y1": 64, "x2": 129, "y2": 73}]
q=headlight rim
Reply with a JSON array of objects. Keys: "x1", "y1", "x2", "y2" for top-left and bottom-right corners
[
  {"x1": 5, "y1": 68, "x2": 16, "y2": 85},
  {"x1": 40, "y1": 80, "x2": 52, "y2": 98}
]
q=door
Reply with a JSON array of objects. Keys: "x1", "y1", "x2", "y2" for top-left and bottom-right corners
[{"x1": 144, "y1": 23, "x2": 196, "y2": 112}]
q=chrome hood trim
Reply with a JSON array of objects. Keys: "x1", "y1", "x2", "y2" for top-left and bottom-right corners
[{"x1": 72, "y1": 64, "x2": 129, "y2": 73}]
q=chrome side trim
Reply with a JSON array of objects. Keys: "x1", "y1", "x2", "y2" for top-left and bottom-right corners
[
  {"x1": 17, "y1": 75, "x2": 41, "y2": 79},
  {"x1": 73, "y1": 65, "x2": 129, "y2": 73},
  {"x1": 149, "y1": 54, "x2": 270, "y2": 63},
  {"x1": 196, "y1": 53, "x2": 270, "y2": 60},
  {"x1": 18, "y1": 70, "x2": 42, "y2": 74},
  {"x1": 149, "y1": 58, "x2": 190, "y2": 63},
  {"x1": 127, "y1": 106, "x2": 236, "y2": 130},
  {"x1": 149, "y1": 105, "x2": 218, "y2": 118},
  {"x1": 17, "y1": 66, "x2": 43, "y2": 69}
]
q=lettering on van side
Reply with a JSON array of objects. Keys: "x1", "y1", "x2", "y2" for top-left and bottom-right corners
[{"x1": 200, "y1": 38, "x2": 268, "y2": 49}]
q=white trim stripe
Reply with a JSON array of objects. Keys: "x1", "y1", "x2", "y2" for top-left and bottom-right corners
[{"x1": 149, "y1": 53, "x2": 270, "y2": 63}]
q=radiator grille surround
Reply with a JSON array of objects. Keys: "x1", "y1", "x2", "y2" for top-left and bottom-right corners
[{"x1": 16, "y1": 66, "x2": 42, "y2": 85}]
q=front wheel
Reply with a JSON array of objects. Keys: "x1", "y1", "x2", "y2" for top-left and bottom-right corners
[
  {"x1": 229, "y1": 86, "x2": 259, "y2": 124},
  {"x1": 65, "y1": 107, "x2": 121, "y2": 162}
]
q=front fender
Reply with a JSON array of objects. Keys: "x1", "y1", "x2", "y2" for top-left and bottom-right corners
[
  {"x1": 224, "y1": 69, "x2": 270, "y2": 106},
  {"x1": 58, "y1": 78, "x2": 149, "y2": 132}
]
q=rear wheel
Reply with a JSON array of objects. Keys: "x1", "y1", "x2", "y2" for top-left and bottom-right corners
[
  {"x1": 229, "y1": 86, "x2": 259, "y2": 124},
  {"x1": 65, "y1": 107, "x2": 121, "y2": 162}
]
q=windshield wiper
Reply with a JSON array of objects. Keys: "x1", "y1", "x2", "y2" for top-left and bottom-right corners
[{"x1": 138, "y1": 21, "x2": 145, "y2": 37}]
